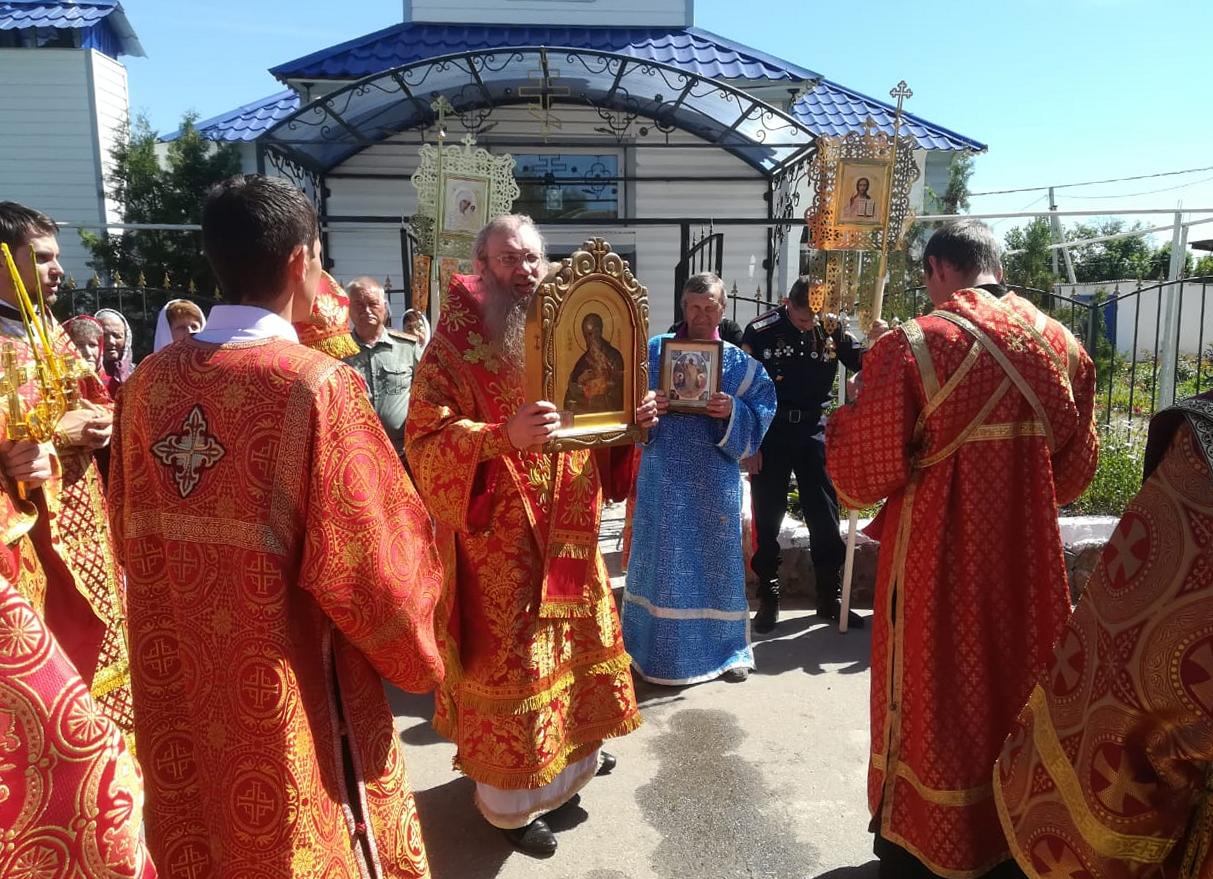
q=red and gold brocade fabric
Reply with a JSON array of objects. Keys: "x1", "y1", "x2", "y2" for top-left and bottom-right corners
[
  {"x1": 0, "y1": 575, "x2": 155, "y2": 878},
  {"x1": 826, "y1": 289, "x2": 1099, "y2": 878},
  {"x1": 405, "y1": 274, "x2": 641, "y2": 790},
  {"x1": 111, "y1": 338, "x2": 443, "y2": 879},
  {"x1": 995, "y1": 395, "x2": 1213, "y2": 879},
  {"x1": 0, "y1": 315, "x2": 132, "y2": 734}
]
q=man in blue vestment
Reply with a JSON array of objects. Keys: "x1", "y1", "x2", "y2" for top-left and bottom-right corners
[{"x1": 623, "y1": 273, "x2": 776, "y2": 685}]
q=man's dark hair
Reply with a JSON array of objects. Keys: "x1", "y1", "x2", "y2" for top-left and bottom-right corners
[
  {"x1": 788, "y1": 275, "x2": 812, "y2": 309},
  {"x1": 201, "y1": 175, "x2": 318, "y2": 304},
  {"x1": 682, "y1": 271, "x2": 726, "y2": 306},
  {"x1": 0, "y1": 202, "x2": 57, "y2": 250},
  {"x1": 921, "y1": 219, "x2": 1002, "y2": 278}
]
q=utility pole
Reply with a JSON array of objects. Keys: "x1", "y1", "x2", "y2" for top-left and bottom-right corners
[
  {"x1": 1157, "y1": 209, "x2": 1189, "y2": 409},
  {"x1": 1048, "y1": 187, "x2": 1077, "y2": 286}
]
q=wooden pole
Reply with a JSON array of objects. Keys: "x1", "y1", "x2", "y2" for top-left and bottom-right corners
[{"x1": 839, "y1": 81, "x2": 910, "y2": 633}]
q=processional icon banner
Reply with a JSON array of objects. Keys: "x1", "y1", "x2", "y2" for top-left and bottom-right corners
[{"x1": 409, "y1": 97, "x2": 521, "y2": 313}]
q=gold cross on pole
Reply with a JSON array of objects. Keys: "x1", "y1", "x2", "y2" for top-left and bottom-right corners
[
  {"x1": 889, "y1": 80, "x2": 913, "y2": 133},
  {"x1": 518, "y1": 48, "x2": 570, "y2": 141}
]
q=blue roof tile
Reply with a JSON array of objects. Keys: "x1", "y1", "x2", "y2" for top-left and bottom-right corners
[
  {"x1": 163, "y1": 90, "x2": 299, "y2": 143},
  {"x1": 269, "y1": 23, "x2": 818, "y2": 83},
  {"x1": 188, "y1": 24, "x2": 982, "y2": 153},
  {"x1": 0, "y1": 1, "x2": 143, "y2": 56}
]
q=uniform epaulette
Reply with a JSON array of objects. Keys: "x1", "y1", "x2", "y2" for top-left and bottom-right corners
[{"x1": 747, "y1": 309, "x2": 781, "y2": 332}]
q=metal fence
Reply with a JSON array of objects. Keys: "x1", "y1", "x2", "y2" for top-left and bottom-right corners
[
  {"x1": 882, "y1": 278, "x2": 1213, "y2": 427},
  {"x1": 53, "y1": 282, "x2": 220, "y2": 363},
  {"x1": 719, "y1": 276, "x2": 1213, "y2": 427}
]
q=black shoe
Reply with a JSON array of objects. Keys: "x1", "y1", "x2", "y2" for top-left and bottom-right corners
[
  {"x1": 753, "y1": 595, "x2": 779, "y2": 633},
  {"x1": 816, "y1": 599, "x2": 865, "y2": 629},
  {"x1": 722, "y1": 666, "x2": 750, "y2": 682},
  {"x1": 596, "y1": 751, "x2": 616, "y2": 776},
  {"x1": 503, "y1": 818, "x2": 558, "y2": 856}
]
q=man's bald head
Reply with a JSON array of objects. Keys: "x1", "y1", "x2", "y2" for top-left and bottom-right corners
[{"x1": 348, "y1": 276, "x2": 388, "y2": 341}]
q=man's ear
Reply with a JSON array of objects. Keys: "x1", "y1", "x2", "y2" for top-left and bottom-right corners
[{"x1": 286, "y1": 243, "x2": 308, "y2": 285}]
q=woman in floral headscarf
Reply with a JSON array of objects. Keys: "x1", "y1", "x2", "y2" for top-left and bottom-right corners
[
  {"x1": 94, "y1": 308, "x2": 134, "y2": 398},
  {"x1": 64, "y1": 314, "x2": 106, "y2": 373}
]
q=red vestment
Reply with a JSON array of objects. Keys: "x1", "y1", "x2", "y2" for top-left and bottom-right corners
[
  {"x1": 405, "y1": 275, "x2": 640, "y2": 792},
  {"x1": 111, "y1": 335, "x2": 443, "y2": 878},
  {"x1": 995, "y1": 394, "x2": 1213, "y2": 879},
  {"x1": 0, "y1": 574, "x2": 155, "y2": 878},
  {"x1": 0, "y1": 315, "x2": 133, "y2": 733},
  {"x1": 826, "y1": 289, "x2": 1099, "y2": 877}
]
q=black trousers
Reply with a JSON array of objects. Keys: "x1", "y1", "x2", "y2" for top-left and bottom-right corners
[
  {"x1": 749, "y1": 416, "x2": 845, "y2": 584},
  {"x1": 875, "y1": 835, "x2": 1027, "y2": 879}
]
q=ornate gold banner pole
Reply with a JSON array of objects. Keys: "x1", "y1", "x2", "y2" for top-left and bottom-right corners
[{"x1": 839, "y1": 80, "x2": 912, "y2": 634}]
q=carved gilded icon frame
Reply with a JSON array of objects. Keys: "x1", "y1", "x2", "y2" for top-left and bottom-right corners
[{"x1": 525, "y1": 238, "x2": 649, "y2": 452}]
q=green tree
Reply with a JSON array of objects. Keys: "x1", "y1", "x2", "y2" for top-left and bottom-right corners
[
  {"x1": 81, "y1": 113, "x2": 241, "y2": 291},
  {"x1": 1144, "y1": 242, "x2": 1194, "y2": 282},
  {"x1": 940, "y1": 152, "x2": 974, "y2": 215},
  {"x1": 1065, "y1": 220, "x2": 1155, "y2": 282},
  {"x1": 1003, "y1": 217, "x2": 1057, "y2": 292},
  {"x1": 1196, "y1": 253, "x2": 1213, "y2": 277}
]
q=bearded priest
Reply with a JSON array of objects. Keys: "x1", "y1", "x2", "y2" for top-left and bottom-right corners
[{"x1": 406, "y1": 215, "x2": 658, "y2": 856}]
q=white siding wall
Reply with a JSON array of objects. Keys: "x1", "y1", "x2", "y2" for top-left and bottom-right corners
[
  {"x1": 318, "y1": 107, "x2": 768, "y2": 326},
  {"x1": 0, "y1": 49, "x2": 106, "y2": 281},
  {"x1": 89, "y1": 52, "x2": 129, "y2": 227},
  {"x1": 405, "y1": 0, "x2": 691, "y2": 26}
]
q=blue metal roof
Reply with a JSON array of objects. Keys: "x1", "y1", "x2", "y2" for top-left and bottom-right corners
[
  {"x1": 0, "y1": 1, "x2": 144, "y2": 56},
  {"x1": 162, "y1": 90, "x2": 299, "y2": 143},
  {"x1": 270, "y1": 23, "x2": 820, "y2": 83},
  {"x1": 188, "y1": 24, "x2": 982, "y2": 155},
  {"x1": 792, "y1": 79, "x2": 984, "y2": 153},
  {"x1": 260, "y1": 48, "x2": 818, "y2": 175}
]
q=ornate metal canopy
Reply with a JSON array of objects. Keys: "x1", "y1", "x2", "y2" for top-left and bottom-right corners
[{"x1": 260, "y1": 47, "x2": 817, "y2": 177}]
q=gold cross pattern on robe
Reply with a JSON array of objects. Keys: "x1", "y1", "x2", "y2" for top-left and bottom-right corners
[{"x1": 152, "y1": 405, "x2": 226, "y2": 498}]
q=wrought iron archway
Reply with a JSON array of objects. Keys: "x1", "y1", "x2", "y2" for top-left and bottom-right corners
[{"x1": 258, "y1": 46, "x2": 819, "y2": 178}]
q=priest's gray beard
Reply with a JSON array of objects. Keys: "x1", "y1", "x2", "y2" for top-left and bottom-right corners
[{"x1": 481, "y1": 275, "x2": 530, "y2": 364}]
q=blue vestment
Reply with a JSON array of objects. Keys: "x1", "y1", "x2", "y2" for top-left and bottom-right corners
[{"x1": 623, "y1": 336, "x2": 776, "y2": 685}]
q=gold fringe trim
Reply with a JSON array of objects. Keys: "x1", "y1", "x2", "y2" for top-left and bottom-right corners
[
  {"x1": 548, "y1": 542, "x2": 595, "y2": 560},
  {"x1": 454, "y1": 712, "x2": 643, "y2": 791},
  {"x1": 456, "y1": 651, "x2": 634, "y2": 716},
  {"x1": 537, "y1": 600, "x2": 595, "y2": 619},
  {"x1": 90, "y1": 658, "x2": 130, "y2": 698},
  {"x1": 307, "y1": 333, "x2": 360, "y2": 360},
  {"x1": 1026, "y1": 685, "x2": 1175, "y2": 863}
]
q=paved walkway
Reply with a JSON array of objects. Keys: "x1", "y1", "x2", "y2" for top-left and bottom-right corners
[{"x1": 390, "y1": 506, "x2": 880, "y2": 878}]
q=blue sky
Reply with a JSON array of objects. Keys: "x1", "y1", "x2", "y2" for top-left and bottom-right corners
[{"x1": 120, "y1": 0, "x2": 1213, "y2": 243}]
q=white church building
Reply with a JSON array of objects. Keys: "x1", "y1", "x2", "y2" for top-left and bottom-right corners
[
  {"x1": 1, "y1": 1, "x2": 983, "y2": 326},
  {"x1": 179, "y1": 0, "x2": 984, "y2": 323}
]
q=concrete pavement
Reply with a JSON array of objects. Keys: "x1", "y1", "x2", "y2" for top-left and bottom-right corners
[
  {"x1": 388, "y1": 501, "x2": 880, "y2": 878},
  {"x1": 389, "y1": 606, "x2": 877, "y2": 879}
]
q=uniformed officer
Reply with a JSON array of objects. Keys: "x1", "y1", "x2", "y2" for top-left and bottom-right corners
[
  {"x1": 344, "y1": 276, "x2": 422, "y2": 458},
  {"x1": 741, "y1": 276, "x2": 877, "y2": 633}
]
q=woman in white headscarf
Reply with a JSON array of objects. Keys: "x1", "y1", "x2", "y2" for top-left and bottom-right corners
[
  {"x1": 94, "y1": 308, "x2": 135, "y2": 399},
  {"x1": 153, "y1": 299, "x2": 207, "y2": 352}
]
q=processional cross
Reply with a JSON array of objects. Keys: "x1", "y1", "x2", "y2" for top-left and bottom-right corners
[{"x1": 518, "y1": 48, "x2": 570, "y2": 140}]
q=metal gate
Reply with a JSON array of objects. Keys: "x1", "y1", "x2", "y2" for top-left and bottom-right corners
[{"x1": 673, "y1": 226, "x2": 724, "y2": 322}]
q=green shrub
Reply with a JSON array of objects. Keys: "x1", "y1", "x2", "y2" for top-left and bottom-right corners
[{"x1": 1066, "y1": 423, "x2": 1145, "y2": 517}]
